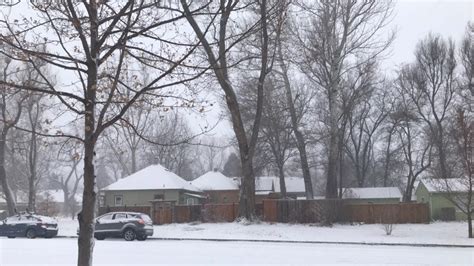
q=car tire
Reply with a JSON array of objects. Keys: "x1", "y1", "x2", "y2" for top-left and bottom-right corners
[
  {"x1": 7, "y1": 235, "x2": 15, "y2": 239},
  {"x1": 26, "y1": 229, "x2": 36, "y2": 239},
  {"x1": 95, "y1": 234, "x2": 106, "y2": 240},
  {"x1": 137, "y1": 234, "x2": 147, "y2": 241},
  {"x1": 123, "y1": 228, "x2": 136, "y2": 241}
]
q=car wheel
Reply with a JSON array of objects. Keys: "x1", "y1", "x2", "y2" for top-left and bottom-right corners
[
  {"x1": 137, "y1": 234, "x2": 147, "y2": 241},
  {"x1": 123, "y1": 228, "x2": 136, "y2": 241},
  {"x1": 26, "y1": 229, "x2": 37, "y2": 239},
  {"x1": 95, "y1": 234, "x2": 105, "y2": 240}
]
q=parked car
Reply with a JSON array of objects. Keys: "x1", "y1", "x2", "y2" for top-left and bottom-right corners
[
  {"x1": 92, "y1": 212, "x2": 153, "y2": 241},
  {"x1": 0, "y1": 213, "x2": 58, "y2": 239}
]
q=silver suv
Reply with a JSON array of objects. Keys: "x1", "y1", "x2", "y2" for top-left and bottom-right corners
[{"x1": 94, "y1": 212, "x2": 153, "y2": 241}]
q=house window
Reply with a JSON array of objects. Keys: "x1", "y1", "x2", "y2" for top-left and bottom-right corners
[
  {"x1": 98, "y1": 195, "x2": 105, "y2": 207},
  {"x1": 114, "y1": 195, "x2": 123, "y2": 206},
  {"x1": 223, "y1": 196, "x2": 227, "y2": 203},
  {"x1": 186, "y1": 198, "x2": 196, "y2": 205},
  {"x1": 154, "y1": 194, "x2": 164, "y2": 200}
]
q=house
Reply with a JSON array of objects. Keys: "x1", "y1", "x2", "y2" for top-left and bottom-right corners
[
  {"x1": 341, "y1": 187, "x2": 402, "y2": 204},
  {"x1": 100, "y1": 164, "x2": 204, "y2": 207},
  {"x1": 191, "y1": 170, "x2": 239, "y2": 203},
  {"x1": 415, "y1": 178, "x2": 472, "y2": 221},
  {"x1": 254, "y1": 176, "x2": 306, "y2": 202}
]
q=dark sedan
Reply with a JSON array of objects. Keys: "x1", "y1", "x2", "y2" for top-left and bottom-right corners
[{"x1": 0, "y1": 213, "x2": 58, "y2": 239}]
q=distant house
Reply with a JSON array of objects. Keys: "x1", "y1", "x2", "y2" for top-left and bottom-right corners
[
  {"x1": 341, "y1": 187, "x2": 402, "y2": 204},
  {"x1": 415, "y1": 178, "x2": 471, "y2": 221},
  {"x1": 254, "y1": 176, "x2": 306, "y2": 202},
  {"x1": 100, "y1": 164, "x2": 204, "y2": 207},
  {"x1": 191, "y1": 170, "x2": 239, "y2": 203}
]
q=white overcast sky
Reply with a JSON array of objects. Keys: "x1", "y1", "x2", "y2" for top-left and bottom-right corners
[
  {"x1": 5, "y1": 1, "x2": 473, "y2": 138},
  {"x1": 386, "y1": 0, "x2": 473, "y2": 71}
]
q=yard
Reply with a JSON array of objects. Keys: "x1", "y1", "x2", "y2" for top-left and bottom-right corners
[
  {"x1": 1, "y1": 238, "x2": 472, "y2": 265},
  {"x1": 2, "y1": 219, "x2": 471, "y2": 265}
]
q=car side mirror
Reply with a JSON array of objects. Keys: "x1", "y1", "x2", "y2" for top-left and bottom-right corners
[{"x1": 96, "y1": 219, "x2": 100, "y2": 224}]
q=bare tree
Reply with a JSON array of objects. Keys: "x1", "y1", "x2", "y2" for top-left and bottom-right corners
[
  {"x1": 252, "y1": 76, "x2": 296, "y2": 198},
  {"x1": 274, "y1": 0, "x2": 314, "y2": 198},
  {"x1": 49, "y1": 140, "x2": 83, "y2": 219},
  {"x1": 181, "y1": 0, "x2": 273, "y2": 219},
  {"x1": 298, "y1": 0, "x2": 394, "y2": 198},
  {"x1": 0, "y1": 55, "x2": 26, "y2": 215},
  {"x1": 451, "y1": 23, "x2": 474, "y2": 238},
  {"x1": 400, "y1": 34, "x2": 456, "y2": 180},
  {"x1": 450, "y1": 109, "x2": 473, "y2": 238},
  {"x1": 0, "y1": 1, "x2": 209, "y2": 264},
  {"x1": 343, "y1": 62, "x2": 388, "y2": 187}
]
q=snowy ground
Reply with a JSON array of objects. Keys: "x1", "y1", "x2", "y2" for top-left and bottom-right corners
[
  {"x1": 1, "y1": 238, "x2": 473, "y2": 265},
  {"x1": 58, "y1": 219, "x2": 474, "y2": 246},
  {"x1": 1, "y1": 220, "x2": 472, "y2": 265}
]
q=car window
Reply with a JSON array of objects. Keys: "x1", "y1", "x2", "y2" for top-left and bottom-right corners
[
  {"x1": 114, "y1": 213, "x2": 127, "y2": 220},
  {"x1": 97, "y1": 214, "x2": 113, "y2": 223}
]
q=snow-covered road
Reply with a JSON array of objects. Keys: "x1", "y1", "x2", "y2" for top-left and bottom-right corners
[{"x1": 1, "y1": 237, "x2": 473, "y2": 265}]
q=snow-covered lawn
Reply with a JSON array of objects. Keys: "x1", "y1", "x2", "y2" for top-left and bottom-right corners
[
  {"x1": 1, "y1": 238, "x2": 473, "y2": 265},
  {"x1": 57, "y1": 219, "x2": 474, "y2": 246}
]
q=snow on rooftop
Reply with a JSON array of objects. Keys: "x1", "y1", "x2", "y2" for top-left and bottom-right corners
[
  {"x1": 342, "y1": 187, "x2": 402, "y2": 200},
  {"x1": 420, "y1": 178, "x2": 470, "y2": 193},
  {"x1": 102, "y1": 164, "x2": 200, "y2": 192},
  {"x1": 191, "y1": 171, "x2": 239, "y2": 191}
]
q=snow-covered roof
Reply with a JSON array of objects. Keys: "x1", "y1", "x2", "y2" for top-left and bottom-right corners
[
  {"x1": 342, "y1": 187, "x2": 402, "y2": 200},
  {"x1": 419, "y1": 178, "x2": 470, "y2": 193},
  {"x1": 102, "y1": 164, "x2": 200, "y2": 192},
  {"x1": 254, "y1": 176, "x2": 306, "y2": 194},
  {"x1": 191, "y1": 171, "x2": 239, "y2": 191}
]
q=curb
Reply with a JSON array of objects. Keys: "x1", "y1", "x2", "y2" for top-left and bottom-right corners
[
  {"x1": 54, "y1": 235, "x2": 474, "y2": 248},
  {"x1": 139, "y1": 237, "x2": 474, "y2": 248}
]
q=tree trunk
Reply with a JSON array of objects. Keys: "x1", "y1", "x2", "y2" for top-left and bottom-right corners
[
  {"x1": 382, "y1": 126, "x2": 395, "y2": 186},
  {"x1": 326, "y1": 89, "x2": 339, "y2": 198},
  {"x1": 28, "y1": 126, "x2": 37, "y2": 212},
  {"x1": 0, "y1": 134, "x2": 16, "y2": 215},
  {"x1": 468, "y1": 211, "x2": 472, "y2": 238},
  {"x1": 436, "y1": 127, "x2": 449, "y2": 179},
  {"x1": 77, "y1": 139, "x2": 97, "y2": 266},
  {"x1": 277, "y1": 44, "x2": 313, "y2": 199},
  {"x1": 277, "y1": 163, "x2": 287, "y2": 199},
  {"x1": 131, "y1": 147, "x2": 137, "y2": 174},
  {"x1": 78, "y1": 2, "x2": 98, "y2": 262},
  {"x1": 239, "y1": 155, "x2": 256, "y2": 219},
  {"x1": 403, "y1": 180, "x2": 413, "y2": 202}
]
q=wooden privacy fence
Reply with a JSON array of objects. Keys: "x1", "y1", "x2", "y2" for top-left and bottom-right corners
[
  {"x1": 262, "y1": 200, "x2": 429, "y2": 224},
  {"x1": 263, "y1": 199, "x2": 343, "y2": 224},
  {"x1": 174, "y1": 205, "x2": 202, "y2": 223},
  {"x1": 99, "y1": 201, "x2": 429, "y2": 224},
  {"x1": 344, "y1": 203, "x2": 429, "y2": 224}
]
